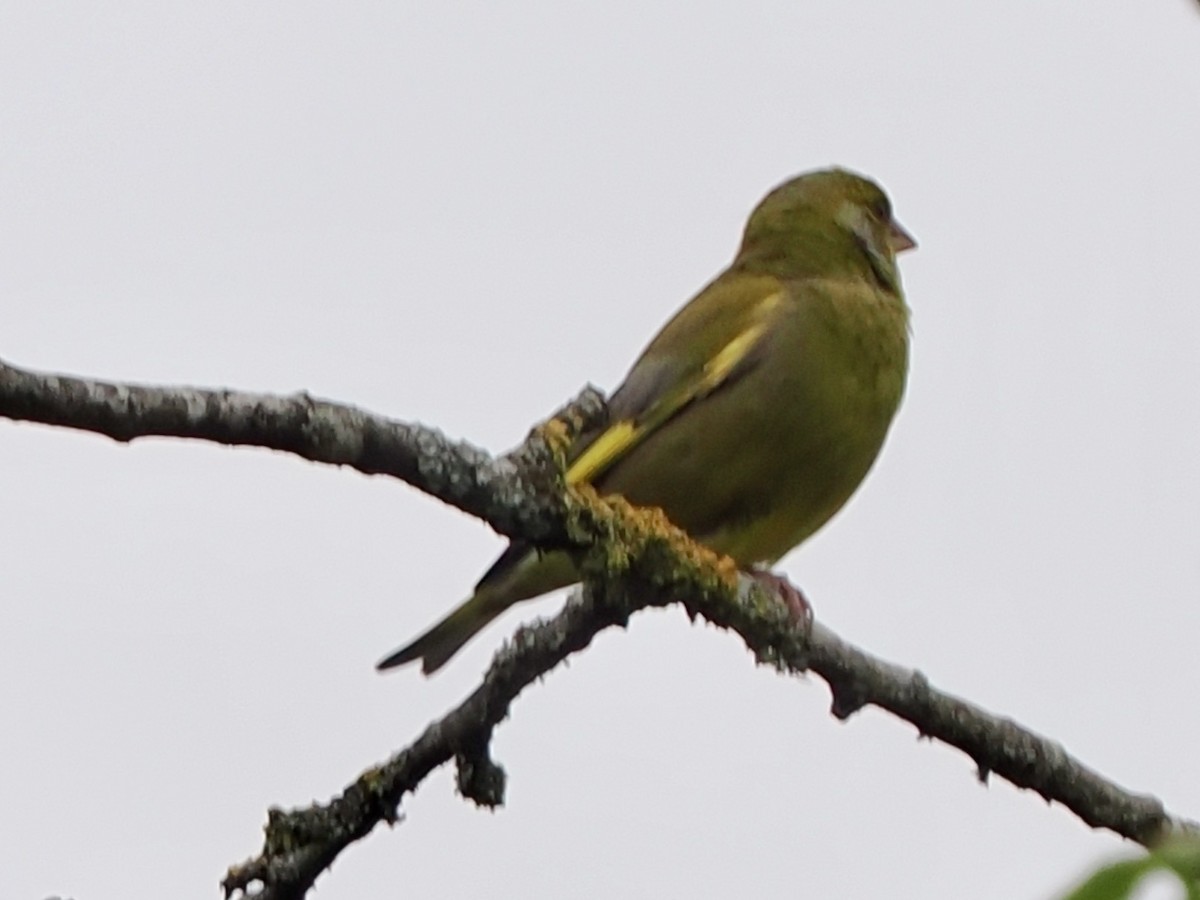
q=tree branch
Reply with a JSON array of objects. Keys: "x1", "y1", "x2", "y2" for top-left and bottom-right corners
[
  {"x1": 0, "y1": 355, "x2": 604, "y2": 545},
  {"x1": 219, "y1": 562, "x2": 1200, "y2": 900},
  {"x1": 2, "y1": 356, "x2": 1195, "y2": 900}
]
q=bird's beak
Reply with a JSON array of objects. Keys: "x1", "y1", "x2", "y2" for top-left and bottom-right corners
[{"x1": 888, "y1": 219, "x2": 917, "y2": 254}]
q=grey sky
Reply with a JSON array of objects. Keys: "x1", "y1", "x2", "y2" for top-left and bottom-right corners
[{"x1": 3, "y1": 3, "x2": 1199, "y2": 898}]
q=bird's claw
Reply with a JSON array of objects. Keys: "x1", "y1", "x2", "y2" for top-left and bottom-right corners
[{"x1": 749, "y1": 569, "x2": 813, "y2": 628}]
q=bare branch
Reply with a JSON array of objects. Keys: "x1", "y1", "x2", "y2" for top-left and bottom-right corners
[
  {"x1": 0, "y1": 355, "x2": 604, "y2": 545},
  {"x1": 222, "y1": 565, "x2": 1199, "y2": 900},
  {"x1": 3, "y1": 356, "x2": 1195, "y2": 900}
]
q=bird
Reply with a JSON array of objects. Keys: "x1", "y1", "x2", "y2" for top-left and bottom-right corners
[{"x1": 378, "y1": 167, "x2": 915, "y2": 675}]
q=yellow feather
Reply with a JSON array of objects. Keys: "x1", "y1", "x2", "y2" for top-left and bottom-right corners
[
  {"x1": 699, "y1": 291, "x2": 780, "y2": 389},
  {"x1": 567, "y1": 420, "x2": 641, "y2": 485},
  {"x1": 567, "y1": 291, "x2": 782, "y2": 488},
  {"x1": 700, "y1": 321, "x2": 766, "y2": 392}
]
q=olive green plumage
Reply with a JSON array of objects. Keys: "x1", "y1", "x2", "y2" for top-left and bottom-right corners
[{"x1": 379, "y1": 168, "x2": 915, "y2": 674}]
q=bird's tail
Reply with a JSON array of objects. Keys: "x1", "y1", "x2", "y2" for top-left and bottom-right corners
[{"x1": 376, "y1": 593, "x2": 505, "y2": 675}]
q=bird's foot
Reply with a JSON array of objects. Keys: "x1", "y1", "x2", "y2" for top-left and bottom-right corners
[{"x1": 748, "y1": 568, "x2": 813, "y2": 628}]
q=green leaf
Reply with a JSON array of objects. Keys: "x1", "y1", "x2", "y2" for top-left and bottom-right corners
[{"x1": 1061, "y1": 838, "x2": 1200, "y2": 900}]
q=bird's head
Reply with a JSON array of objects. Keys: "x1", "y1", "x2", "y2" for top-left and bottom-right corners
[{"x1": 736, "y1": 168, "x2": 916, "y2": 291}]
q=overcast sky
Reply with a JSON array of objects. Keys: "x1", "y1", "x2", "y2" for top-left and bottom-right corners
[{"x1": 3, "y1": 3, "x2": 1200, "y2": 898}]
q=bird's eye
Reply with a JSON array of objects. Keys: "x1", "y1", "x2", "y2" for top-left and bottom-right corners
[{"x1": 870, "y1": 196, "x2": 892, "y2": 223}]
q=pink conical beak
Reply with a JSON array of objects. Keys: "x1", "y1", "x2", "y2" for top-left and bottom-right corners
[{"x1": 889, "y1": 219, "x2": 917, "y2": 253}]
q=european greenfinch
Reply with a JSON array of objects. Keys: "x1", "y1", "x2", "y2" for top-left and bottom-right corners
[{"x1": 379, "y1": 168, "x2": 915, "y2": 674}]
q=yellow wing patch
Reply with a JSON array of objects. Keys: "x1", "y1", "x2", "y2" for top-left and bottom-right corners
[
  {"x1": 567, "y1": 290, "x2": 783, "y2": 488},
  {"x1": 567, "y1": 420, "x2": 640, "y2": 486},
  {"x1": 700, "y1": 321, "x2": 768, "y2": 393}
]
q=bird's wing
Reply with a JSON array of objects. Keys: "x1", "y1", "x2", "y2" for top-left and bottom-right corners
[
  {"x1": 566, "y1": 274, "x2": 786, "y2": 487},
  {"x1": 470, "y1": 274, "x2": 786, "y2": 599}
]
